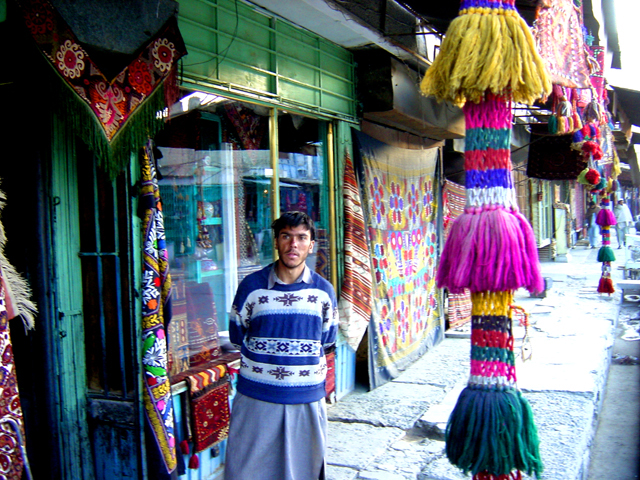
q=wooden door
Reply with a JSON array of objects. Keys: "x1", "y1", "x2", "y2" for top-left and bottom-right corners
[{"x1": 51, "y1": 130, "x2": 144, "y2": 479}]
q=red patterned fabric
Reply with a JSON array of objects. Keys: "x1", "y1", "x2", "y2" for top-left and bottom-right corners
[
  {"x1": 0, "y1": 290, "x2": 25, "y2": 480},
  {"x1": 17, "y1": 0, "x2": 186, "y2": 141},
  {"x1": 338, "y1": 152, "x2": 373, "y2": 351},
  {"x1": 325, "y1": 351, "x2": 336, "y2": 400},
  {"x1": 188, "y1": 380, "x2": 231, "y2": 453},
  {"x1": 533, "y1": 0, "x2": 591, "y2": 88}
]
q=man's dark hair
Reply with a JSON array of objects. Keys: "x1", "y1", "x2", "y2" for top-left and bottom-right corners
[{"x1": 272, "y1": 211, "x2": 316, "y2": 241}]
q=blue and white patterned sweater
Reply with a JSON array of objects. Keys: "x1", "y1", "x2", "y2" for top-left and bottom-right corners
[{"x1": 230, "y1": 263, "x2": 338, "y2": 405}]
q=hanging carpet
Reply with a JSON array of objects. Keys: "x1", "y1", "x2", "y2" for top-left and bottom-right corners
[
  {"x1": 532, "y1": 0, "x2": 592, "y2": 89},
  {"x1": 16, "y1": 0, "x2": 187, "y2": 177},
  {"x1": 354, "y1": 131, "x2": 441, "y2": 389},
  {"x1": 338, "y1": 152, "x2": 373, "y2": 352},
  {"x1": 526, "y1": 124, "x2": 586, "y2": 180},
  {"x1": 185, "y1": 368, "x2": 231, "y2": 453}
]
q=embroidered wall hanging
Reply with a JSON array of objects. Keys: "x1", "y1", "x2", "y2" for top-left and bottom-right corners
[
  {"x1": 141, "y1": 140, "x2": 177, "y2": 475},
  {"x1": 0, "y1": 285, "x2": 27, "y2": 480},
  {"x1": 355, "y1": 131, "x2": 441, "y2": 389},
  {"x1": 16, "y1": 0, "x2": 187, "y2": 177},
  {"x1": 532, "y1": 0, "x2": 591, "y2": 88},
  {"x1": 421, "y1": 1, "x2": 548, "y2": 479},
  {"x1": 338, "y1": 152, "x2": 373, "y2": 352}
]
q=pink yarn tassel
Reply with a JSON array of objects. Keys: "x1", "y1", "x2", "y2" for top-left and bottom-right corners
[
  {"x1": 596, "y1": 208, "x2": 616, "y2": 227},
  {"x1": 437, "y1": 206, "x2": 544, "y2": 294}
]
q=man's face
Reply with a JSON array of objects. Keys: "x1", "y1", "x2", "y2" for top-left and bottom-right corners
[{"x1": 275, "y1": 224, "x2": 315, "y2": 270}]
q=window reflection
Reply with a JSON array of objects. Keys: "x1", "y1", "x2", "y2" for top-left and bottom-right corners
[
  {"x1": 278, "y1": 114, "x2": 330, "y2": 280},
  {"x1": 155, "y1": 96, "x2": 273, "y2": 377},
  {"x1": 154, "y1": 93, "x2": 331, "y2": 378}
]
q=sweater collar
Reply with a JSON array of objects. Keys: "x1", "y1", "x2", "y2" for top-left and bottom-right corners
[{"x1": 268, "y1": 262, "x2": 312, "y2": 289}]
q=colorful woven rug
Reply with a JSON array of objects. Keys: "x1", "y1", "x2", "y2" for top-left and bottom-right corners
[
  {"x1": 532, "y1": 0, "x2": 591, "y2": 88},
  {"x1": 314, "y1": 228, "x2": 331, "y2": 281},
  {"x1": 338, "y1": 152, "x2": 373, "y2": 352},
  {"x1": 16, "y1": 0, "x2": 186, "y2": 176},
  {"x1": 442, "y1": 180, "x2": 465, "y2": 241},
  {"x1": 141, "y1": 140, "x2": 177, "y2": 475},
  {"x1": 354, "y1": 131, "x2": 441, "y2": 389},
  {"x1": 185, "y1": 375, "x2": 231, "y2": 453}
]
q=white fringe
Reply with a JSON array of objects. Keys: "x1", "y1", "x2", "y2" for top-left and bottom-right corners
[{"x1": 0, "y1": 188, "x2": 37, "y2": 330}]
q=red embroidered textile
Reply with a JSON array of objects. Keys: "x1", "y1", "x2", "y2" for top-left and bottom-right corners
[
  {"x1": 533, "y1": 0, "x2": 591, "y2": 88},
  {"x1": 18, "y1": 0, "x2": 186, "y2": 140}
]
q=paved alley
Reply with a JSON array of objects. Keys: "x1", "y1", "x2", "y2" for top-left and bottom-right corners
[{"x1": 325, "y1": 243, "x2": 636, "y2": 480}]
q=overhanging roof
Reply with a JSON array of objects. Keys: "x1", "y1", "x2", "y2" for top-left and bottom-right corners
[{"x1": 611, "y1": 87, "x2": 640, "y2": 128}]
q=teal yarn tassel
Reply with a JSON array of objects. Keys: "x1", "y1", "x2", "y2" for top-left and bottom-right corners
[
  {"x1": 597, "y1": 246, "x2": 616, "y2": 263},
  {"x1": 445, "y1": 386, "x2": 543, "y2": 478}
]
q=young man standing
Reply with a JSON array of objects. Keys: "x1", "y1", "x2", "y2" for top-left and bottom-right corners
[{"x1": 224, "y1": 211, "x2": 338, "y2": 480}]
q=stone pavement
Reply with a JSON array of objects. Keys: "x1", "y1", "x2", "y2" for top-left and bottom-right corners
[{"x1": 325, "y1": 243, "x2": 636, "y2": 480}]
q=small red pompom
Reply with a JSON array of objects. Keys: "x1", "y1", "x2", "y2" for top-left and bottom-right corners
[
  {"x1": 188, "y1": 453, "x2": 200, "y2": 469},
  {"x1": 585, "y1": 168, "x2": 600, "y2": 185}
]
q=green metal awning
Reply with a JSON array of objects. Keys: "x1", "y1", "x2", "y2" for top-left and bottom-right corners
[{"x1": 178, "y1": 0, "x2": 357, "y2": 122}]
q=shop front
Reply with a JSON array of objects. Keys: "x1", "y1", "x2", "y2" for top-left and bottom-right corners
[{"x1": 1, "y1": 0, "x2": 358, "y2": 478}]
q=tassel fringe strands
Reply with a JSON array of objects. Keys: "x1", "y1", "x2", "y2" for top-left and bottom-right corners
[
  {"x1": 420, "y1": 0, "x2": 551, "y2": 106},
  {"x1": 436, "y1": 96, "x2": 543, "y2": 294},
  {"x1": 446, "y1": 292, "x2": 543, "y2": 479}
]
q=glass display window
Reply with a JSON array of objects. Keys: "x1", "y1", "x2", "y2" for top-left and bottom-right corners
[
  {"x1": 278, "y1": 113, "x2": 330, "y2": 281},
  {"x1": 154, "y1": 91, "x2": 331, "y2": 378}
]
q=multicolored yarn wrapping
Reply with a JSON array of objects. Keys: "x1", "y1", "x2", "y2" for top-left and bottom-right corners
[
  {"x1": 596, "y1": 196, "x2": 616, "y2": 293},
  {"x1": 446, "y1": 292, "x2": 543, "y2": 480},
  {"x1": 436, "y1": 95, "x2": 544, "y2": 295},
  {"x1": 421, "y1": 1, "x2": 548, "y2": 478}
]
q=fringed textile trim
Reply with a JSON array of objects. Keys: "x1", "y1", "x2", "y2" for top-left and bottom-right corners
[
  {"x1": 463, "y1": 96, "x2": 516, "y2": 209},
  {"x1": 445, "y1": 387, "x2": 543, "y2": 478},
  {"x1": 445, "y1": 290, "x2": 543, "y2": 478},
  {"x1": 16, "y1": 0, "x2": 187, "y2": 178},
  {"x1": 436, "y1": 206, "x2": 543, "y2": 294},
  {"x1": 0, "y1": 188, "x2": 37, "y2": 330},
  {"x1": 471, "y1": 291, "x2": 512, "y2": 317}
]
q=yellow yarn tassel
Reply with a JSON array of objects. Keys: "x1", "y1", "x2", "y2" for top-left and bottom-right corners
[{"x1": 420, "y1": 8, "x2": 551, "y2": 106}]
